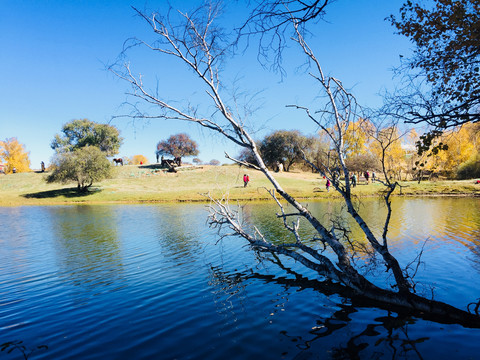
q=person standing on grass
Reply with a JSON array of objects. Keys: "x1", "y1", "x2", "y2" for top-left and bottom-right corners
[
  {"x1": 372, "y1": 171, "x2": 376, "y2": 182},
  {"x1": 351, "y1": 173, "x2": 357, "y2": 187},
  {"x1": 243, "y1": 174, "x2": 250, "y2": 187},
  {"x1": 326, "y1": 178, "x2": 331, "y2": 192}
]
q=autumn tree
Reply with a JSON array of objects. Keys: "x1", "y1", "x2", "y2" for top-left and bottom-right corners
[
  {"x1": 457, "y1": 153, "x2": 480, "y2": 179},
  {"x1": 387, "y1": 0, "x2": 480, "y2": 153},
  {"x1": 343, "y1": 118, "x2": 373, "y2": 157},
  {"x1": 340, "y1": 118, "x2": 380, "y2": 175},
  {"x1": 155, "y1": 133, "x2": 199, "y2": 166},
  {"x1": 0, "y1": 137, "x2": 31, "y2": 173},
  {"x1": 414, "y1": 123, "x2": 480, "y2": 178},
  {"x1": 47, "y1": 146, "x2": 112, "y2": 192},
  {"x1": 130, "y1": 154, "x2": 149, "y2": 165},
  {"x1": 369, "y1": 125, "x2": 409, "y2": 180},
  {"x1": 438, "y1": 125, "x2": 477, "y2": 176},
  {"x1": 112, "y1": 1, "x2": 480, "y2": 326},
  {"x1": 51, "y1": 119, "x2": 123, "y2": 156}
]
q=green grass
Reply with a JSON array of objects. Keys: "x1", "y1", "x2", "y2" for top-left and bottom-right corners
[{"x1": 1, "y1": 164, "x2": 479, "y2": 205}]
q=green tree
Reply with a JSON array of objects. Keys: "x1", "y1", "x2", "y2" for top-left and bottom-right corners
[
  {"x1": 156, "y1": 133, "x2": 199, "y2": 165},
  {"x1": 389, "y1": 0, "x2": 480, "y2": 132},
  {"x1": 51, "y1": 119, "x2": 123, "y2": 156},
  {"x1": 0, "y1": 137, "x2": 31, "y2": 173},
  {"x1": 260, "y1": 130, "x2": 310, "y2": 171},
  {"x1": 47, "y1": 146, "x2": 112, "y2": 192},
  {"x1": 301, "y1": 135, "x2": 330, "y2": 172}
]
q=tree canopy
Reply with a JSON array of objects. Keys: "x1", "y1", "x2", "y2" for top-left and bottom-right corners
[
  {"x1": 260, "y1": 130, "x2": 310, "y2": 171},
  {"x1": 208, "y1": 159, "x2": 221, "y2": 166},
  {"x1": 47, "y1": 146, "x2": 112, "y2": 192},
  {"x1": 156, "y1": 133, "x2": 199, "y2": 160},
  {"x1": 389, "y1": 0, "x2": 480, "y2": 130},
  {"x1": 0, "y1": 137, "x2": 31, "y2": 173},
  {"x1": 51, "y1": 119, "x2": 123, "y2": 156}
]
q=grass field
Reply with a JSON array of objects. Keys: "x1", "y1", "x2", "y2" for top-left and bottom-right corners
[{"x1": 1, "y1": 164, "x2": 479, "y2": 205}]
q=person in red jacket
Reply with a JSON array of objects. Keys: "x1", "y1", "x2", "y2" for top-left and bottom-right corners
[{"x1": 243, "y1": 174, "x2": 250, "y2": 187}]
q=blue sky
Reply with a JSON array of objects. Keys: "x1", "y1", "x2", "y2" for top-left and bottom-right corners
[{"x1": 0, "y1": 0, "x2": 412, "y2": 169}]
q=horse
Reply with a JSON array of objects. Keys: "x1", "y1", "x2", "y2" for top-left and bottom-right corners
[{"x1": 113, "y1": 158, "x2": 123, "y2": 166}]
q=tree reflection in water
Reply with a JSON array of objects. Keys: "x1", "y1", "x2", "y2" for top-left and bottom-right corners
[
  {"x1": 208, "y1": 257, "x2": 433, "y2": 360},
  {"x1": 152, "y1": 205, "x2": 204, "y2": 266},
  {"x1": 48, "y1": 206, "x2": 124, "y2": 294},
  {"x1": 208, "y1": 265, "x2": 249, "y2": 327}
]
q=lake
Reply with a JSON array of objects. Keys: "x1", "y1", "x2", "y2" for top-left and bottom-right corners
[{"x1": 1, "y1": 197, "x2": 480, "y2": 359}]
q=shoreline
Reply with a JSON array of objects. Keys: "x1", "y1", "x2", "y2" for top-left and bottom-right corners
[{"x1": 2, "y1": 190, "x2": 479, "y2": 207}]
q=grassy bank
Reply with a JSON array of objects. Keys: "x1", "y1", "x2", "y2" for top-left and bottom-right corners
[{"x1": 1, "y1": 164, "x2": 479, "y2": 206}]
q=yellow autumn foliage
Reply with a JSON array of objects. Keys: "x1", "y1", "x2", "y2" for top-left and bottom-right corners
[
  {"x1": 0, "y1": 137, "x2": 31, "y2": 173},
  {"x1": 343, "y1": 118, "x2": 373, "y2": 156},
  {"x1": 370, "y1": 126, "x2": 408, "y2": 178},
  {"x1": 419, "y1": 123, "x2": 479, "y2": 174},
  {"x1": 130, "y1": 154, "x2": 149, "y2": 165}
]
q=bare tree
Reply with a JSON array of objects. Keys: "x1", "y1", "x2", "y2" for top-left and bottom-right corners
[
  {"x1": 238, "y1": 0, "x2": 331, "y2": 74},
  {"x1": 112, "y1": 2, "x2": 480, "y2": 326}
]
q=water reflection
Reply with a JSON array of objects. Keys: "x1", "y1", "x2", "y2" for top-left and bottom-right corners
[
  {"x1": 241, "y1": 198, "x2": 480, "y2": 264},
  {"x1": 208, "y1": 262, "x2": 432, "y2": 360},
  {"x1": 1, "y1": 200, "x2": 480, "y2": 359},
  {"x1": 48, "y1": 206, "x2": 124, "y2": 293},
  {"x1": 152, "y1": 205, "x2": 204, "y2": 265},
  {"x1": 208, "y1": 265, "x2": 249, "y2": 329},
  {"x1": 327, "y1": 313, "x2": 428, "y2": 360}
]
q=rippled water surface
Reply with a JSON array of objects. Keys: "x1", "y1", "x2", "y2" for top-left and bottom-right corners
[{"x1": 1, "y1": 198, "x2": 480, "y2": 359}]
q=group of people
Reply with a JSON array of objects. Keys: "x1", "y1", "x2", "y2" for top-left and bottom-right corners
[
  {"x1": 325, "y1": 170, "x2": 376, "y2": 192},
  {"x1": 242, "y1": 170, "x2": 378, "y2": 192},
  {"x1": 363, "y1": 171, "x2": 376, "y2": 183}
]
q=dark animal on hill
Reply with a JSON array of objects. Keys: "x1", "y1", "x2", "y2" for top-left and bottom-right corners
[{"x1": 113, "y1": 158, "x2": 123, "y2": 166}]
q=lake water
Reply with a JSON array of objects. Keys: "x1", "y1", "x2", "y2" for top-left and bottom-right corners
[{"x1": 1, "y1": 198, "x2": 480, "y2": 359}]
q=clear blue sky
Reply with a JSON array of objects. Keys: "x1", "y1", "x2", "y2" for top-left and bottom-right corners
[{"x1": 0, "y1": 0, "x2": 412, "y2": 169}]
